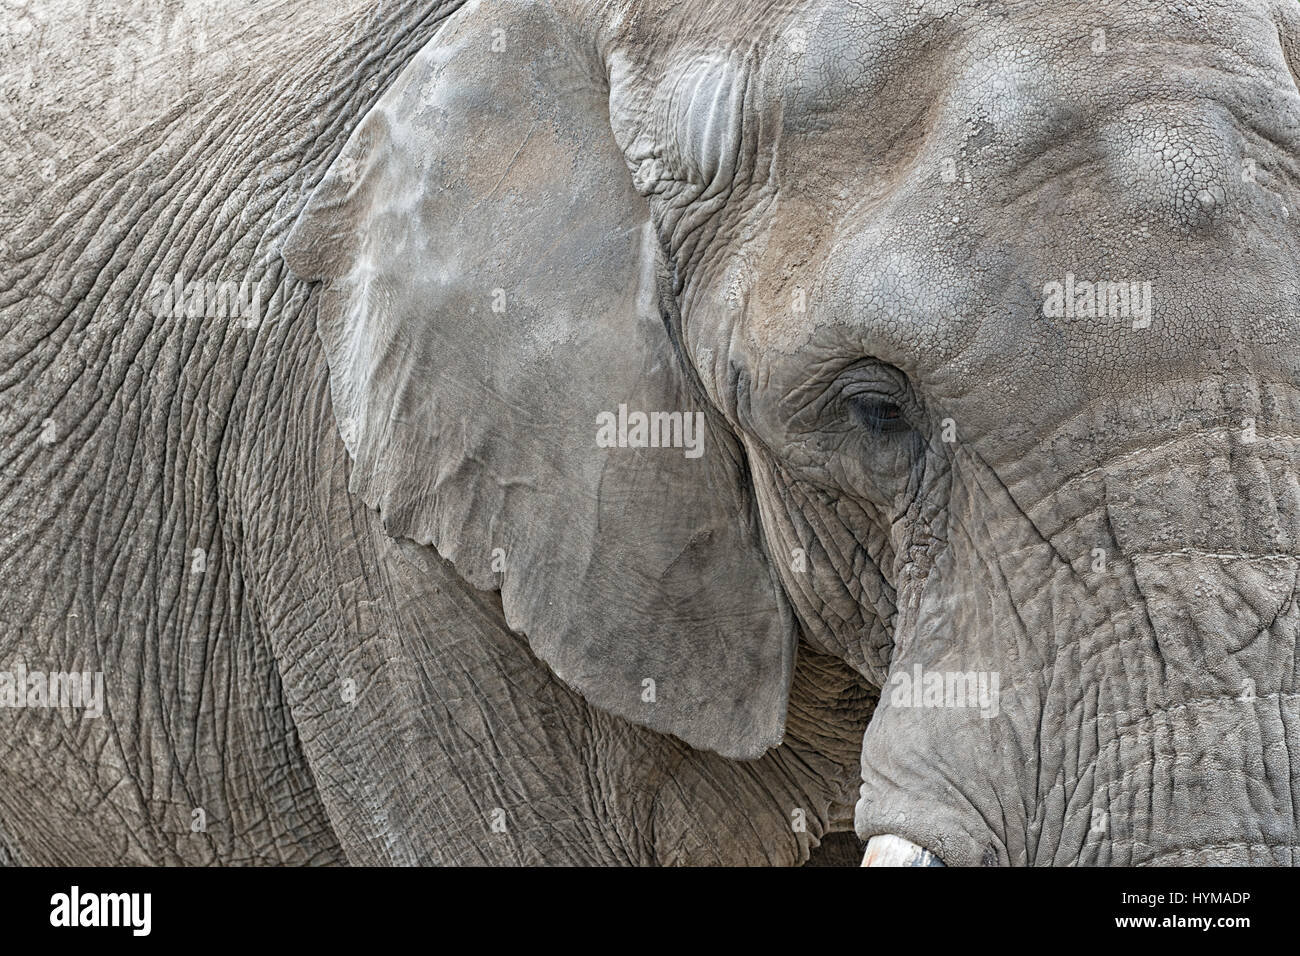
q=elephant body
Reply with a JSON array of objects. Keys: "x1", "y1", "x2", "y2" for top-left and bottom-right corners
[{"x1": 3, "y1": 0, "x2": 1300, "y2": 865}]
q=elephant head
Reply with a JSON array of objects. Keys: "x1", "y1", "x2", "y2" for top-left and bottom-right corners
[{"x1": 283, "y1": 0, "x2": 1300, "y2": 864}]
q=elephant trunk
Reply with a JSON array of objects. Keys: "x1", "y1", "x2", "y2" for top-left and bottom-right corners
[{"x1": 855, "y1": 410, "x2": 1300, "y2": 864}]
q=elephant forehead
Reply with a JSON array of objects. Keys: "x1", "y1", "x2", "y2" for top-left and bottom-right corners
[
  {"x1": 774, "y1": 0, "x2": 1291, "y2": 112},
  {"x1": 802, "y1": 191, "x2": 1300, "y2": 420},
  {"x1": 728, "y1": 3, "x2": 1300, "y2": 388},
  {"x1": 767, "y1": 0, "x2": 1299, "y2": 210}
]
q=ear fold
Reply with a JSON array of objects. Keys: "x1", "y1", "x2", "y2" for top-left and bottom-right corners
[{"x1": 282, "y1": 0, "x2": 795, "y2": 758}]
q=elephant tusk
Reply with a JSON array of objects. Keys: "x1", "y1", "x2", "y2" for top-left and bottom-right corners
[{"x1": 861, "y1": 834, "x2": 946, "y2": 867}]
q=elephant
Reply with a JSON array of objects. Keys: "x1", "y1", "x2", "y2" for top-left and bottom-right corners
[{"x1": 3, "y1": 0, "x2": 1300, "y2": 866}]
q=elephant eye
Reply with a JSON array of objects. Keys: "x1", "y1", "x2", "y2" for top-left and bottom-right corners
[{"x1": 852, "y1": 398, "x2": 910, "y2": 436}]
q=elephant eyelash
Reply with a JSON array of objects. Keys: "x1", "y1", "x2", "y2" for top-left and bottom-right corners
[{"x1": 849, "y1": 396, "x2": 912, "y2": 437}]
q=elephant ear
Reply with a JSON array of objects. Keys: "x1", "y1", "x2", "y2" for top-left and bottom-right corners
[{"x1": 282, "y1": 0, "x2": 795, "y2": 758}]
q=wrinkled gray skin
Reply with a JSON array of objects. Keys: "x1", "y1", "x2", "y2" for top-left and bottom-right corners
[{"x1": 3, "y1": 0, "x2": 1300, "y2": 866}]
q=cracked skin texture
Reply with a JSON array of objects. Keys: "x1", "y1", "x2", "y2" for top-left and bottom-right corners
[{"x1": 3, "y1": 0, "x2": 1300, "y2": 865}]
